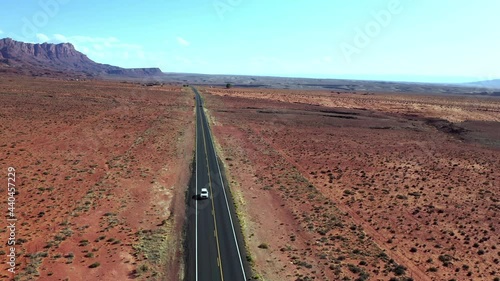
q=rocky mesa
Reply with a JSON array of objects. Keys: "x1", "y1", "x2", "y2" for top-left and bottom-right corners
[{"x1": 0, "y1": 38, "x2": 163, "y2": 77}]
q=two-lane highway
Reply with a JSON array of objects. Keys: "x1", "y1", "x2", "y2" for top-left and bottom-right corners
[{"x1": 186, "y1": 87, "x2": 250, "y2": 281}]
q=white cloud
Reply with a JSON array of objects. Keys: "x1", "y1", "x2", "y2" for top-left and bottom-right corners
[
  {"x1": 0, "y1": 29, "x2": 4, "y2": 35},
  {"x1": 67, "y1": 35, "x2": 119, "y2": 45},
  {"x1": 24, "y1": 33, "x2": 155, "y2": 68},
  {"x1": 40, "y1": 34, "x2": 142, "y2": 53},
  {"x1": 50, "y1": 34, "x2": 148, "y2": 67},
  {"x1": 36, "y1": 33, "x2": 49, "y2": 42},
  {"x1": 177, "y1": 37, "x2": 190, "y2": 46},
  {"x1": 53, "y1": 34, "x2": 68, "y2": 43}
]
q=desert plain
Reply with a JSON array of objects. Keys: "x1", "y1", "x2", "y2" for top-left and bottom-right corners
[
  {"x1": 0, "y1": 75, "x2": 194, "y2": 281},
  {"x1": 0, "y1": 75, "x2": 499, "y2": 281},
  {"x1": 201, "y1": 87, "x2": 500, "y2": 281}
]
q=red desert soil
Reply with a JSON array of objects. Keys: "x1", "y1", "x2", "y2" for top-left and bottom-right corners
[
  {"x1": 0, "y1": 75, "x2": 194, "y2": 281},
  {"x1": 202, "y1": 87, "x2": 500, "y2": 281}
]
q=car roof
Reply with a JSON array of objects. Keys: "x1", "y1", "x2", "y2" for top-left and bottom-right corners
[{"x1": 201, "y1": 188, "x2": 208, "y2": 192}]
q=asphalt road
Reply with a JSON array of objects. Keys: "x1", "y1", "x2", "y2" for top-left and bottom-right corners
[{"x1": 185, "y1": 87, "x2": 250, "y2": 281}]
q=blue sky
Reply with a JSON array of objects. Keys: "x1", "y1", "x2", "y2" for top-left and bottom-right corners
[{"x1": 1, "y1": 0, "x2": 499, "y2": 83}]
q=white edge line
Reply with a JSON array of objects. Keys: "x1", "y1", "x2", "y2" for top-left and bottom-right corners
[
  {"x1": 195, "y1": 95, "x2": 198, "y2": 281},
  {"x1": 202, "y1": 109, "x2": 247, "y2": 280}
]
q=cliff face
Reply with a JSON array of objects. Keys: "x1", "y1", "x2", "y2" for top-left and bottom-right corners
[
  {"x1": 0, "y1": 38, "x2": 163, "y2": 77},
  {"x1": 0, "y1": 38, "x2": 94, "y2": 70},
  {"x1": 0, "y1": 38, "x2": 84, "y2": 59}
]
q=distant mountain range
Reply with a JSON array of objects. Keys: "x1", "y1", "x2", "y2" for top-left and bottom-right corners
[
  {"x1": 0, "y1": 37, "x2": 499, "y2": 96},
  {"x1": 0, "y1": 38, "x2": 162, "y2": 78},
  {"x1": 464, "y1": 79, "x2": 500, "y2": 89}
]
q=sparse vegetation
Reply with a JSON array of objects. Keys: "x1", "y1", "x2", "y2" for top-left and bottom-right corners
[
  {"x1": 202, "y1": 87, "x2": 500, "y2": 280},
  {"x1": 258, "y1": 243, "x2": 269, "y2": 249},
  {"x1": 0, "y1": 77, "x2": 194, "y2": 280}
]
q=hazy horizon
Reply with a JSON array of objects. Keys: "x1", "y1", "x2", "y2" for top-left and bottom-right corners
[{"x1": 1, "y1": 0, "x2": 499, "y2": 84}]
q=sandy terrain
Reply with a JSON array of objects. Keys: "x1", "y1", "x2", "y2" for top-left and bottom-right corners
[
  {"x1": 215, "y1": 88, "x2": 500, "y2": 122},
  {"x1": 202, "y1": 87, "x2": 499, "y2": 281},
  {"x1": 0, "y1": 75, "x2": 194, "y2": 281}
]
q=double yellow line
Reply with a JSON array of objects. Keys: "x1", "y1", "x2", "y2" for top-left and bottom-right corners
[{"x1": 199, "y1": 97, "x2": 225, "y2": 281}]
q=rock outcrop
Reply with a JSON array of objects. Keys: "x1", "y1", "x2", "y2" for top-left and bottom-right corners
[{"x1": 0, "y1": 38, "x2": 163, "y2": 77}]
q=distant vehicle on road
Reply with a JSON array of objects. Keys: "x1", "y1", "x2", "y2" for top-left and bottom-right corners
[{"x1": 200, "y1": 188, "x2": 209, "y2": 199}]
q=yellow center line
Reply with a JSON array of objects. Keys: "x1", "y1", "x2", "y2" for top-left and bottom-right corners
[{"x1": 199, "y1": 98, "x2": 225, "y2": 281}]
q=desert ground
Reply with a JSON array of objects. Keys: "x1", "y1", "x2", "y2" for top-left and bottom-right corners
[
  {"x1": 0, "y1": 75, "x2": 194, "y2": 281},
  {"x1": 202, "y1": 87, "x2": 500, "y2": 281}
]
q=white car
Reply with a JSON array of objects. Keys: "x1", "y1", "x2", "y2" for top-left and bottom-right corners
[{"x1": 200, "y1": 188, "x2": 209, "y2": 199}]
